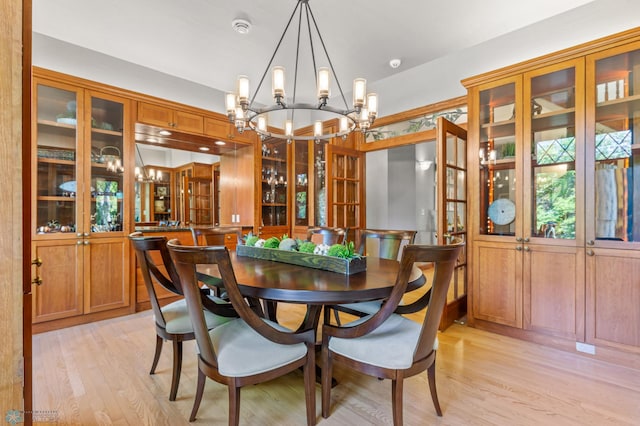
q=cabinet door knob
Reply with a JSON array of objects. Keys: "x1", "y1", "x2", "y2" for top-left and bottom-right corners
[
  {"x1": 524, "y1": 246, "x2": 530, "y2": 252},
  {"x1": 516, "y1": 237, "x2": 523, "y2": 242},
  {"x1": 516, "y1": 246, "x2": 522, "y2": 251},
  {"x1": 523, "y1": 237, "x2": 530, "y2": 243},
  {"x1": 32, "y1": 277, "x2": 43, "y2": 286},
  {"x1": 587, "y1": 249, "x2": 595, "y2": 256},
  {"x1": 31, "y1": 257, "x2": 43, "y2": 267},
  {"x1": 587, "y1": 240, "x2": 595, "y2": 246},
  {"x1": 77, "y1": 241, "x2": 83, "y2": 245},
  {"x1": 84, "y1": 240, "x2": 90, "y2": 245}
]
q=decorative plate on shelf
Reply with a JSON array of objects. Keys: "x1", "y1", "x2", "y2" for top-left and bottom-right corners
[{"x1": 488, "y1": 198, "x2": 516, "y2": 225}]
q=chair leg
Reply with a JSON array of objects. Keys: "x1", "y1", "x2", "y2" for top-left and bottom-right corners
[
  {"x1": 169, "y1": 340, "x2": 183, "y2": 401},
  {"x1": 304, "y1": 346, "x2": 316, "y2": 426},
  {"x1": 323, "y1": 306, "x2": 331, "y2": 326},
  {"x1": 189, "y1": 369, "x2": 206, "y2": 422},
  {"x1": 427, "y1": 361, "x2": 442, "y2": 416},
  {"x1": 150, "y1": 335, "x2": 163, "y2": 375},
  {"x1": 391, "y1": 377, "x2": 404, "y2": 426},
  {"x1": 321, "y1": 348, "x2": 333, "y2": 418},
  {"x1": 332, "y1": 308, "x2": 342, "y2": 326},
  {"x1": 228, "y1": 383, "x2": 241, "y2": 426}
]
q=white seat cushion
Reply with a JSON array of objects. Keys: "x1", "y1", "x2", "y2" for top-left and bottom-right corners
[
  {"x1": 160, "y1": 299, "x2": 232, "y2": 334},
  {"x1": 336, "y1": 300, "x2": 383, "y2": 315},
  {"x1": 328, "y1": 314, "x2": 437, "y2": 370},
  {"x1": 210, "y1": 318, "x2": 307, "y2": 377}
]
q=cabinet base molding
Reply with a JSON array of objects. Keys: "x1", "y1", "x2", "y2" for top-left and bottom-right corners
[
  {"x1": 32, "y1": 306, "x2": 135, "y2": 334},
  {"x1": 468, "y1": 319, "x2": 640, "y2": 370}
]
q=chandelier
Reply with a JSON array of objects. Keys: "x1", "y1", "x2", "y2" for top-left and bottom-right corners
[
  {"x1": 225, "y1": 0, "x2": 378, "y2": 142},
  {"x1": 134, "y1": 145, "x2": 162, "y2": 182}
]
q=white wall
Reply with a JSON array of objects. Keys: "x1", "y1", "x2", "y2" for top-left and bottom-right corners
[
  {"x1": 32, "y1": 0, "x2": 640, "y2": 234},
  {"x1": 33, "y1": 1, "x2": 640, "y2": 118}
]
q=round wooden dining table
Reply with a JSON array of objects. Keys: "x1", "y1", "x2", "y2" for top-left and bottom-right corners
[{"x1": 197, "y1": 251, "x2": 426, "y2": 329}]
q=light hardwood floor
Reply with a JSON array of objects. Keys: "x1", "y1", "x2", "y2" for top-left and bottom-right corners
[{"x1": 33, "y1": 303, "x2": 640, "y2": 425}]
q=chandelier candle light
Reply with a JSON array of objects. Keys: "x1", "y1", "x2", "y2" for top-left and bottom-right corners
[{"x1": 225, "y1": 0, "x2": 378, "y2": 142}]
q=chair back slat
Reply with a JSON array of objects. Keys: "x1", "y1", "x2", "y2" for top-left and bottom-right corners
[
  {"x1": 129, "y1": 232, "x2": 183, "y2": 328},
  {"x1": 191, "y1": 226, "x2": 243, "y2": 247},
  {"x1": 358, "y1": 229, "x2": 417, "y2": 260},
  {"x1": 306, "y1": 227, "x2": 347, "y2": 246}
]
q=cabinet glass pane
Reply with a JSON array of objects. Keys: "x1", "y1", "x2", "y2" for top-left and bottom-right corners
[
  {"x1": 153, "y1": 177, "x2": 172, "y2": 223},
  {"x1": 294, "y1": 141, "x2": 309, "y2": 226},
  {"x1": 261, "y1": 139, "x2": 288, "y2": 228},
  {"x1": 530, "y1": 67, "x2": 576, "y2": 240},
  {"x1": 90, "y1": 96, "x2": 124, "y2": 232},
  {"x1": 35, "y1": 85, "x2": 78, "y2": 233},
  {"x1": 479, "y1": 83, "x2": 517, "y2": 235},
  {"x1": 593, "y1": 49, "x2": 640, "y2": 242},
  {"x1": 314, "y1": 146, "x2": 327, "y2": 226}
]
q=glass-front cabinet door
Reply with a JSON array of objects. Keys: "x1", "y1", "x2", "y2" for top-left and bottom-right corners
[
  {"x1": 87, "y1": 92, "x2": 126, "y2": 234},
  {"x1": 35, "y1": 82, "x2": 82, "y2": 235},
  {"x1": 259, "y1": 137, "x2": 289, "y2": 238},
  {"x1": 291, "y1": 140, "x2": 327, "y2": 239},
  {"x1": 472, "y1": 76, "x2": 523, "y2": 328},
  {"x1": 522, "y1": 59, "x2": 584, "y2": 340},
  {"x1": 585, "y1": 42, "x2": 640, "y2": 351},
  {"x1": 477, "y1": 77, "x2": 521, "y2": 237}
]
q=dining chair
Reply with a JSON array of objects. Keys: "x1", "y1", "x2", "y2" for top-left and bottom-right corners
[
  {"x1": 325, "y1": 229, "x2": 417, "y2": 325},
  {"x1": 306, "y1": 226, "x2": 347, "y2": 246},
  {"x1": 129, "y1": 232, "x2": 235, "y2": 401},
  {"x1": 191, "y1": 226, "x2": 244, "y2": 296},
  {"x1": 321, "y1": 243, "x2": 463, "y2": 425},
  {"x1": 167, "y1": 239, "x2": 317, "y2": 425},
  {"x1": 191, "y1": 226, "x2": 244, "y2": 247}
]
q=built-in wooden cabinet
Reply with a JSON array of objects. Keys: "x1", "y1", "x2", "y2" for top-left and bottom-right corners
[
  {"x1": 257, "y1": 137, "x2": 290, "y2": 239},
  {"x1": 174, "y1": 162, "x2": 213, "y2": 225},
  {"x1": 32, "y1": 72, "x2": 132, "y2": 332},
  {"x1": 204, "y1": 116, "x2": 256, "y2": 144},
  {"x1": 464, "y1": 29, "x2": 640, "y2": 363},
  {"x1": 138, "y1": 101, "x2": 204, "y2": 134}
]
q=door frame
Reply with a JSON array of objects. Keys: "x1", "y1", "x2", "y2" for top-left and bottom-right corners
[{"x1": 437, "y1": 117, "x2": 468, "y2": 330}]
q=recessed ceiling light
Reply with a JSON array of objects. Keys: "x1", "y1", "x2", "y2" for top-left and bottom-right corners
[
  {"x1": 232, "y1": 18, "x2": 252, "y2": 35},
  {"x1": 215, "y1": 141, "x2": 226, "y2": 146},
  {"x1": 199, "y1": 146, "x2": 210, "y2": 151},
  {"x1": 158, "y1": 130, "x2": 172, "y2": 136},
  {"x1": 389, "y1": 58, "x2": 402, "y2": 69}
]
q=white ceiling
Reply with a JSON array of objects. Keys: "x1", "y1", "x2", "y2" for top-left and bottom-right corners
[{"x1": 33, "y1": 0, "x2": 596, "y2": 106}]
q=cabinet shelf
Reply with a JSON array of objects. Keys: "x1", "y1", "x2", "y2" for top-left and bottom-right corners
[
  {"x1": 531, "y1": 107, "x2": 576, "y2": 131},
  {"x1": 262, "y1": 155, "x2": 286, "y2": 163},
  {"x1": 37, "y1": 157, "x2": 75, "y2": 166},
  {"x1": 262, "y1": 203, "x2": 287, "y2": 207},
  {"x1": 91, "y1": 127, "x2": 123, "y2": 137},
  {"x1": 480, "y1": 119, "x2": 516, "y2": 140},
  {"x1": 37, "y1": 196, "x2": 75, "y2": 202},
  {"x1": 37, "y1": 118, "x2": 76, "y2": 130},
  {"x1": 595, "y1": 93, "x2": 640, "y2": 121}
]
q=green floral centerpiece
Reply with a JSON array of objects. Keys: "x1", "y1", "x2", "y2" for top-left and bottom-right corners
[{"x1": 238, "y1": 233, "x2": 366, "y2": 275}]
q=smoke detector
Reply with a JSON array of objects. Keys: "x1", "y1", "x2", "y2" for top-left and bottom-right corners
[
  {"x1": 232, "y1": 18, "x2": 252, "y2": 35},
  {"x1": 389, "y1": 58, "x2": 402, "y2": 69}
]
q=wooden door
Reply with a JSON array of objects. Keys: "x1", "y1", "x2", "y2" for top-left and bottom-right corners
[
  {"x1": 522, "y1": 59, "x2": 585, "y2": 340},
  {"x1": 584, "y1": 41, "x2": 640, "y2": 353},
  {"x1": 32, "y1": 239, "x2": 83, "y2": 323},
  {"x1": 437, "y1": 117, "x2": 468, "y2": 329},
  {"x1": 468, "y1": 75, "x2": 523, "y2": 328},
  {"x1": 84, "y1": 236, "x2": 130, "y2": 313},
  {"x1": 326, "y1": 144, "x2": 364, "y2": 243}
]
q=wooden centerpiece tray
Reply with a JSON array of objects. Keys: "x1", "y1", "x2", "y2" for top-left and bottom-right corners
[{"x1": 236, "y1": 245, "x2": 366, "y2": 275}]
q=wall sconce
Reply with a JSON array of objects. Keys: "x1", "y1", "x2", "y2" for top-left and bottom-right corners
[{"x1": 417, "y1": 160, "x2": 433, "y2": 171}]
